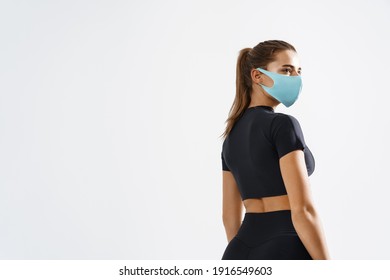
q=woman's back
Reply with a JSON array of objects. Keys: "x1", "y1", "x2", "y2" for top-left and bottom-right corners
[{"x1": 221, "y1": 105, "x2": 315, "y2": 201}]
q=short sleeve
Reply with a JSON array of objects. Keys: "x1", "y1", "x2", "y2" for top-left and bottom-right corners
[
  {"x1": 221, "y1": 151, "x2": 230, "y2": 171},
  {"x1": 271, "y1": 114, "x2": 306, "y2": 159}
]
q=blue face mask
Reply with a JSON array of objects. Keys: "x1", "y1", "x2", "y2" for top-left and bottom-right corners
[{"x1": 256, "y1": 68, "x2": 303, "y2": 107}]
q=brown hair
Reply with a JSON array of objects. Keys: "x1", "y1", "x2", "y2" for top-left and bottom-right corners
[{"x1": 220, "y1": 40, "x2": 297, "y2": 140}]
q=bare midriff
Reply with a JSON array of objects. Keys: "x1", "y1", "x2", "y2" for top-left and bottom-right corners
[{"x1": 243, "y1": 194, "x2": 291, "y2": 213}]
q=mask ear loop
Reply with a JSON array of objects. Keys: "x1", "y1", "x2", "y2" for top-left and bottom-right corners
[
  {"x1": 257, "y1": 68, "x2": 275, "y2": 90},
  {"x1": 256, "y1": 68, "x2": 265, "y2": 88},
  {"x1": 258, "y1": 82, "x2": 274, "y2": 90}
]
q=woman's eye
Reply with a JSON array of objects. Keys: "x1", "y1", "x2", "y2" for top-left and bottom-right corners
[{"x1": 281, "y1": 68, "x2": 302, "y2": 75}]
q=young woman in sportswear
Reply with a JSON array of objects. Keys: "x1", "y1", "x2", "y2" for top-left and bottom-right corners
[{"x1": 220, "y1": 40, "x2": 330, "y2": 260}]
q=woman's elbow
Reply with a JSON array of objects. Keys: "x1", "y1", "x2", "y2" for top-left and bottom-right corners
[
  {"x1": 222, "y1": 214, "x2": 234, "y2": 228},
  {"x1": 222, "y1": 213, "x2": 241, "y2": 230},
  {"x1": 290, "y1": 203, "x2": 317, "y2": 218}
]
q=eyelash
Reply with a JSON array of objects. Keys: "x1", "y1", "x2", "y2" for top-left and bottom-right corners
[{"x1": 282, "y1": 68, "x2": 302, "y2": 75}]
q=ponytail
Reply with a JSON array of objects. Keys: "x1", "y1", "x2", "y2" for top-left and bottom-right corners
[
  {"x1": 236, "y1": 48, "x2": 252, "y2": 110},
  {"x1": 220, "y1": 48, "x2": 252, "y2": 139}
]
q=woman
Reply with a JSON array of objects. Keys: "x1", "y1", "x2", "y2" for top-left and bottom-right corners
[{"x1": 220, "y1": 40, "x2": 330, "y2": 260}]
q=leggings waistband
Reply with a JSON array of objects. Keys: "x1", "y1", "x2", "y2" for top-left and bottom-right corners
[
  {"x1": 243, "y1": 209, "x2": 292, "y2": 220},
  {"x1": 236, "y1": 210, "x2": 297, "y2": 247}
]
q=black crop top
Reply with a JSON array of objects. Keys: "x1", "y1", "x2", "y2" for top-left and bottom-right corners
[{"x1": 221, "y1": 105, "x2": 315, "y2": 200}]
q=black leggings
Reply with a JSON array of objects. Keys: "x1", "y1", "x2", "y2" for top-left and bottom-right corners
[{"x1": 221, "y1": 210, "x2": 313, "y2": 260}]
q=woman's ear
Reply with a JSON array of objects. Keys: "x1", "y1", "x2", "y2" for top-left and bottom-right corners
[
  {"x1": 252, "y1": 68, "x2": 274, "y2": 87},
  {"x1": 250, "y1": 68, "x2": 263, "y2": 84}
]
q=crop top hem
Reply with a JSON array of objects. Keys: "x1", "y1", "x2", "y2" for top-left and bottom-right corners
[{"x1": 241, "y1": 191, "x2": 288, "y2": 201}]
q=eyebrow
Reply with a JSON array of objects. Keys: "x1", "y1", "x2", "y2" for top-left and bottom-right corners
[{"x1": 282, "y1": 64, "x2": 302, "y2": 70}]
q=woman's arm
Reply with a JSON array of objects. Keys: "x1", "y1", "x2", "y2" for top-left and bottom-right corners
[
  {"x1": 280, "y1": 150, "x2": 331, "y2": 260},
  {"x1": 222, "y1": 170, "x2": 243, "y2": 243}
]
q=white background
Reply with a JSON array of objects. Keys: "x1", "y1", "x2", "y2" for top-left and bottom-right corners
[{"x1": 0, "y1": 0, "x2": 389, "y2": 260}]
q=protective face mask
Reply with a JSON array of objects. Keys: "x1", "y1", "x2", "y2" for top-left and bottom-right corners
[{"x1": 256, "y1": 68, "x2": 303, "y2": 107}]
